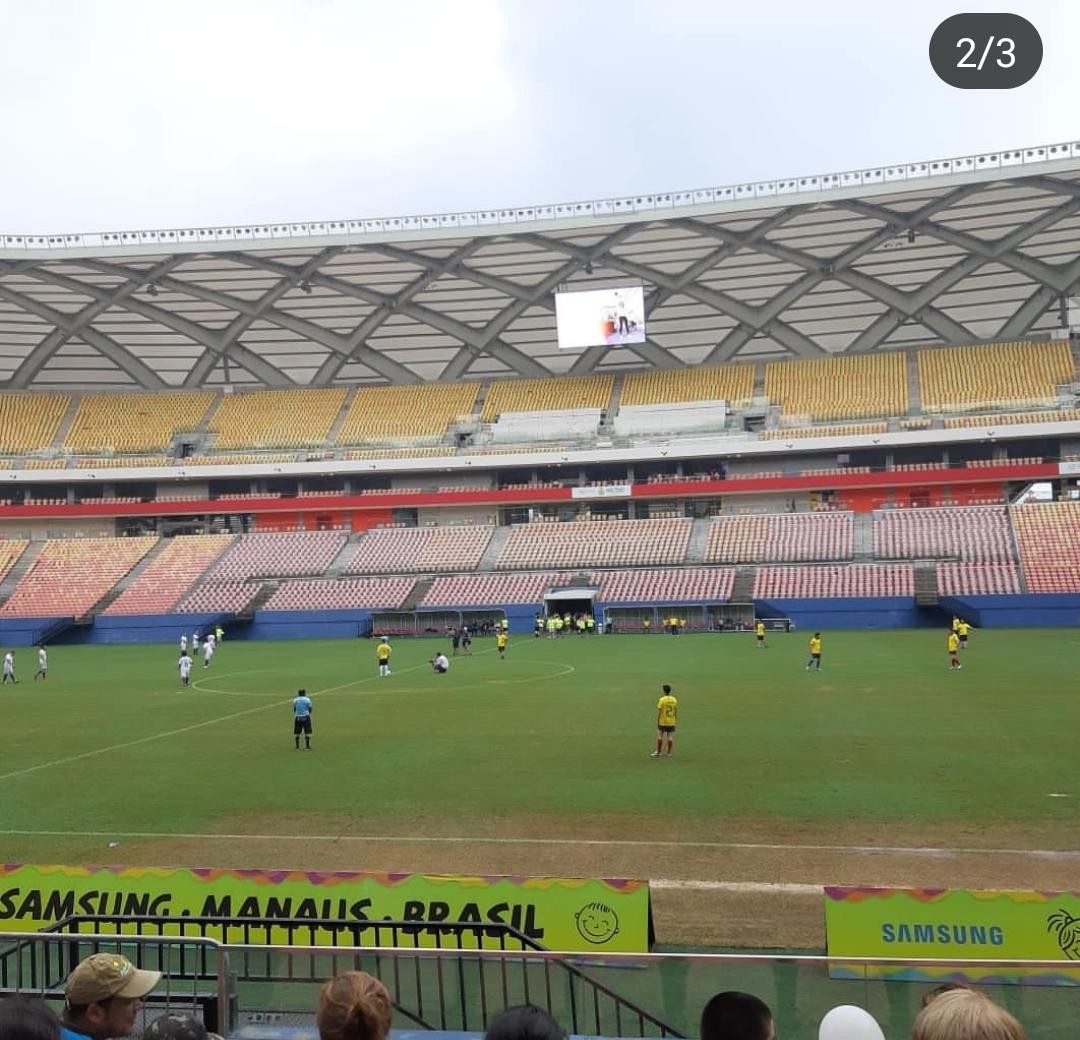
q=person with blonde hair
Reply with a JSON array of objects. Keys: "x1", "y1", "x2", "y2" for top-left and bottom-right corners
[
  {"x1": 912, "y1": 989, "x2": 1025, "y2": 1040},
  {"x1": 316, "y1": 971, "x2": 392, "y2": 1040}
]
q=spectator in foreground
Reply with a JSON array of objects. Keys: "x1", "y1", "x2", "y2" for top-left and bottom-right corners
[
  {"x1": 912, "y1": 990, "x2": 1025, "y2": 1040},
  {"x1": 921, "y1": 982, "x2": 982, "y2": 1009},
  {"x1": 144, "y1": 1013, "x2": 223, "y2": 1040},
  {"x1": 485, "y1": 1005, "x2": 566, "y2": 1040},
  {"x1": 317, "y1": 971, "x2": 392, "y2": 1040},
  {"x1": 700, "y1": 992, "x2": 773, "y2": 1040},
  {"x1": 819, "y1": 1005, "x2": 885, "y2": 1040},
  {"x1": 60, "y1": 953, "x2": 161, "y2": 1040},
  {"x1": 0, "y1": 995, "x2": 61, "y2": 1040}
]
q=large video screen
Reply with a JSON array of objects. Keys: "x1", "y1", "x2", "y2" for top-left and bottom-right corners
[{"x1": 554, "y1": 286, "x2": 646, "y2": 349}]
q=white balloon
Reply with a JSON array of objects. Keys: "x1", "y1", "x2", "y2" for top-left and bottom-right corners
[{"x1": 819, "y1": 1005, "x2": 886, "y2": 1040}]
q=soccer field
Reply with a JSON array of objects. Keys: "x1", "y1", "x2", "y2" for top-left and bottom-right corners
[{"x1": 3, "y1": 628, "x2": 1078, "y2": 946}]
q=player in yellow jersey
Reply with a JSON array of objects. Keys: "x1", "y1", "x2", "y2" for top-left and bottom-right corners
[
  {"x1": 496, "y1": 630, "x2": 508, "y2": 659},
  {"x1": 652, "y1": 684, "x2": 678, "y2": 757},
  {"x1": 957, "y1": 619, "x2": 971, "y2": 649},
  {"x1": 805, "y1": 632, "x2": 822, "y2": 671},
  {"x1": 952, "y1": 616, "x2": 961, "y2": 634},
  {"x1": 947, "y1": 630, "x2": 961, "y2": 670},
  {"x1": 376, "y1": 637, "x2": 392, "y2": 677},
  {"x1": 755, "y1": 620, "x2": 767, "y2": 648}
]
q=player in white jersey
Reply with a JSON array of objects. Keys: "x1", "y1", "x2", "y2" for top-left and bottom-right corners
[
  {"x1": 34, "y1": 646, "x2": 47, "y2": 682},
  {"x1": 192, "y1": 631, "x2": 200, "y2": 650},
  {"x1": 206, "y1": 633, "x2": 216, "y2": 651},
  {"x1": 178, "y1": 652, "x2": 193, "y2": 686},
  {"x1": 180, "y1": 634, "x2": 188, "y2": 654},
  {"x1": 202, "y1": 638, "x2": 214, "y2": 668},
  {"x1": 2, "y1": 651, "x2": 15, "y2": 684}
]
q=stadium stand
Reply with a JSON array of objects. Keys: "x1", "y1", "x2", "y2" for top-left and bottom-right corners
[
  {"x1": 705, "y1": 513, "x2": 854, "y2": 563},
  {"x1": 175, "y1": 581, "x2": 263, "y2": 614},
  {"x1": 336, "y1": 383, "x2": 480, "y2": 443},
  {"x1": 419, "y1": 572, "x2": 568, "y2": 607},
  {"x1": 873, "y1": 506, "x2": 1013, "y2": 560},
  {"x1": 76, "y1": 456, "x2": 170, "y2": 468},
  {"x1": 207, "y1": 388, "x2": 347, "y2": 449},
  {"x1": 61, "y1": 392, "x2": 214, "y2": 453},
  {"x1": 203, "y1": 531, "x2": 349, "y2": 581},
  {"x1": 182, "y1": 453, "x2": 298, "y2": 465},
  {"x1": 596, "y1": 567, "x2": 735, "y2": 602},
  {"x1": 944, "y1": 409, "x2": 1080, "y2": 428},
  {"x1": 343, "y1": 447, "x2": 450, "y2": 459},
  {"x1": 1011, "y1": 502, "x2": 1080, "y2": 593},
  {"x1": 480, "y1": 375, "x2": 613, "y2": 421},
  {"x1": 345, "y1": 526, "x2": 494, "y2": 574},
  {"x1": 937, "y1": 562, "x2": 1022, "y2": 595},
  {"x1": 918, "y1": 340, "x2": 1074, "y2": 412},
  {"x1": 754, "y1": 564, "x2": 914, "y2": 598},
  {"x1": 0, "y1": 539, "x2": 28, "y2": 583},
  {"x1": 102, "y1": 534, "x2": 235, "y2": 615},
  {"x1": 497, "y1": 518, "x2": 691, "y2": 569},
  {"x1": 262, "y1": 577, "x2": 416, "y2": 611},
  {"x1": 620, "y1": 365, "x2": 755, "y2": 407},
  {"x1": 761, "y1": 422, "x2": 888, "y2": 440},
  {"x1": 763, "y1": 353, "x2": 907, "y2": 420},
  {"x1": 0, "y1": 394, "x2": 70, "y2": 454},
  {"x1": 0, "y1": 536, "x2": 157, "y2": 617},
  {"x1": 21, "y1": 458, "x2": 67, "y2": 469}
]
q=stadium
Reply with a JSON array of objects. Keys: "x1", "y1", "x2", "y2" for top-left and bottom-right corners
[{"x1": 3, "y1": 138, "x2": 1080, "y2": 1040}]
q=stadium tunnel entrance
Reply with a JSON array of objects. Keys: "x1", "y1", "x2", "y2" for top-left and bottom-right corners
[{"x1": 544, "y1": 585, "x2": 597, "y2": 622}]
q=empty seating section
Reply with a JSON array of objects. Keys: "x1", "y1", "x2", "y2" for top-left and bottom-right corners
[
  {"x1": 62, "y1": 393, "x2": 214, "y2": 453},
  {"x1": 420, "y1": 572, "x2": 566, "y2": 607},
  {"x1": 263, "y1": 577, "x2": 415, "y2": 611},
  {"x1": 705, "y1": 513, "x2": 853, "y2": 563},
  {"x1": 754, "y1": 565, "x2": 914, "y2": 598},
  {"x1": 598, "y1": 568, "x2": 735, "y2": 602},
  {"x1": 345, "y1": 526, "x2": 494, "y2": 574},
  {"x1": 937, "y1": 562, "x2": 1021, "y2": 595},
  {"x1": 761, "y1": 423, "x2": 887, "y2": 440},
  {"x1": 0, "y1": 536, "x2": 157, "y2": 617},
  {"x1": 873, "y1": 506, "x2": 1012, "y2": 560},
  {"x1": 176, "y1": 582, "x2": 262, "y2": 614},
  {"x1": 206, "y1": 531, "x2": 348, "y2": 581},
  {"x1": 918, "y1": 341, "x2": 1073, "y2": 412},
  {"x1": 0, "y1": 394, "x2": 69, "y2": 453},
  {"x1": 1012, "y1": 503, "x2": 1080, "y2": 593},
  {"x1": 497, "y1": 519, "x2": 691, "y2": 569},
  {"x1": 481, "y1": 375, "x2": 613, "y2": 421},
  {"x1": 944, "y1": 409, "x2": 1080, "y2": 428},
  {"x1": 103, "y1": 534, "x2": 235, "y2": 615},
  {"x1": 0, "y1": 539, "x2": 28, "y2": 583},
  {"x1": 344, "y1": 447, "x2": 449, "y2": 459},
  {"x1": 337, "y1": 383, "x2": 479, "y2": 443},
  {"x1": 764, "y1": 354, "x2": 907, "y2": 420},
  {"x1": 183, "y1": 453, "x2": 297, "y2": 465},
  {"x1": 208, "y1": 388, "x2": 347, "y2": 449},
  {"x1": 77, "y1": 456, "x2": 170, "y2": 468},
  {"x1": 621, "y1": 365, "x2": 754, "y2": 407}
]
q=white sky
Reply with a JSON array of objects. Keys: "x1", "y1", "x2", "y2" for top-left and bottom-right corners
[{"x1": 0, "y1": 0, "x2": 1076, "y2": 234}]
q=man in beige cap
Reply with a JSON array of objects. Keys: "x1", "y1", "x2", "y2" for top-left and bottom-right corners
[{"x1": 60, "y1": 953, "x2": 161, "y2": 1040}]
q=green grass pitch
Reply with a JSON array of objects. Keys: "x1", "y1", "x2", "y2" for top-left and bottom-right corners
[{"x1": 3, "y1": 627, "x2": 1077, "y2": 866}]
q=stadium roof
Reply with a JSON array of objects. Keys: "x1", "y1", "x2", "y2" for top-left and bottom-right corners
[{"x1": 1, "y1": 141, "x2": 1079, "y2": 391}]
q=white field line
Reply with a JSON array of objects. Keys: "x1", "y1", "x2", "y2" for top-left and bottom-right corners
[
  {"x1": 0, "y1": 827, "x2": 1077, "y2": 860},
  {"x1": 0, "y1": 647, "x2": 500, "y2": 783}
]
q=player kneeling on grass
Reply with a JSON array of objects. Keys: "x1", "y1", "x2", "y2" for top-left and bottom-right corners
[
  {"x1": 178, "y1": 651, "x2": 192, "y2": 686},
  {"x1": 293, "y1": 688, "x2": 313, "y2": 749},
  {"x1": 430, "y1": 653, "x2": 450, "y2": 674},
  {"x1": 652, "y1": 684, "x2": 678, "y2": 757}
]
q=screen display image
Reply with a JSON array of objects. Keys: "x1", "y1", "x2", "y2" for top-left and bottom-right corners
[{"x1": 554, "y1": 286, "x2": 647, "y2": 349}]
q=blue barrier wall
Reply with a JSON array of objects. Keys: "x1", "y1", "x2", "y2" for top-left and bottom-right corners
[
  {"x1": 67, "y1": 613, "x2": 231, "y2": 645},
  {"x1": 940, "y1": 594, "x2": 1080, "y2": 628},
  {"x1": 753, "y1": 597, "x2": 925, "y2": 630},
  {"x1": 248, "y1": 609, "x2": 375, "y2": 641},
  {"x1": 0, "y1": 617, "x2": 70, "y2": 647}
]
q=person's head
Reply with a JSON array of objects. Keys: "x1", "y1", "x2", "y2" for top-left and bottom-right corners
[
  {"x1": 0, "y1": 994, "x2": 61, "y2": 1040},
  {"x1": 921, "y1": 983, "x2": 980, "y2": 1009},
  {"x1": 62, "y1": 953, "x2": 161, "y2": 1040},
  {"x1": 912, "y1": 990, "x2": 1024, "y2": 1040},
  {"x1": 144, "y1": 1012, "x2": 224, "y2": 1040},
  {"x1": 485, "y1": 1004, "x2": 565, "y2": 1040},
  {"x1": 814, "y1": 632, "x2": 821, "y2": 639},
  {"x1": 662, "y1": 684, "x2": 671, "y2": 695},
  {"x1": 700, "y1": 991, "x2": 773, "y2": 1040},
  {"x1": 316, "y1": 971, "x2": 392, "y2": 1040},
  {"x1": 298, "y1": 688, "x2": 307, "y2": 697}
]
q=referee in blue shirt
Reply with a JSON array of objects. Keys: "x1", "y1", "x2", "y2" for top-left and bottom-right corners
[{"x1": 293, "y1": 689, "x2": 313, "y2": 750}]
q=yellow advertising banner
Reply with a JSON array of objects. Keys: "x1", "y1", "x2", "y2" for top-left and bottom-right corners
[
  {"x1": 825, "y1": 887, "x2": 1080, "y2": 985},
  {"x1": 0, "y1": 864, "x2": 650, "y2": 953}
]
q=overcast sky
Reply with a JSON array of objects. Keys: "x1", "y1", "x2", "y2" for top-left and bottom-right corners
[{"x1": 0, "y1": 0, "x2": 1076, "y2": 234}]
